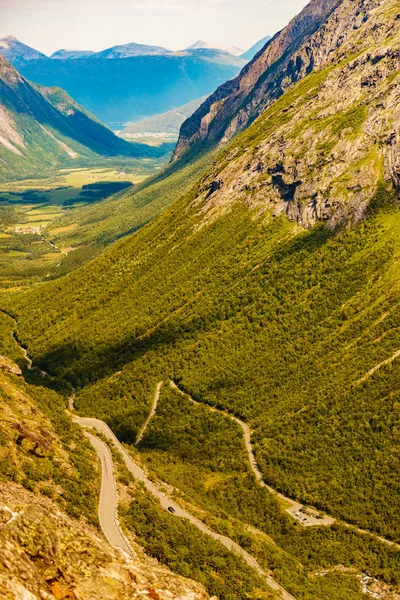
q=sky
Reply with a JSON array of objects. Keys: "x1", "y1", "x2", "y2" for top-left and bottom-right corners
[{"x1": 0, "y1": 0, "x2": 309, "y2": 55}]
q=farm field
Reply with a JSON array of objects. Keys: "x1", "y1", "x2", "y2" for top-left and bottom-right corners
[{"x1": 0, "y1": 166, "x2": 157, "y2": 288}]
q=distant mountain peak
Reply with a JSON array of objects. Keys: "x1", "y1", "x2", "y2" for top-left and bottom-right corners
[
  {"x1": 187, "y1": 40, "x2": 244, "y2": 56},
  {"x1": 50, "y1": 48, "x2": 96, "y2": 60},
  {"x1": 92, "y1": 41, "x2": 171, "y2": 59},
  {"x1": 1, "y1": 35, "x2": 18, "y2": 42},
  {"x1": 0, "y1": 36, "x2": 47, "y2": 62}
]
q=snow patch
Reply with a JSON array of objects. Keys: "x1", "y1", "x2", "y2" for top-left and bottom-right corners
[{"x1": 0, "y1": 105, "x2": 25, "y2": 155}]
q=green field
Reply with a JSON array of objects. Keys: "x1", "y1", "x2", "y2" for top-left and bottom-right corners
[
  {"x1": 0, "y1": 153, "x2": 215, "y2": 287},
  {"x1": 0, "y1": 167, "x2": 151, "y2": 288}
]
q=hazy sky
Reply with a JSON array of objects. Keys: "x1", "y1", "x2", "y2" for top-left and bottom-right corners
[{"x1": 0, "y1": 0, "x2": 309, "y2": 55}]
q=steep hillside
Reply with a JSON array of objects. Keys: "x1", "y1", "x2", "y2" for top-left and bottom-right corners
[
  {"x1": 0, "y1": 313, "x2": 277, "y2": 599},
  {"x1": 12, "y1": 49, "x2": 245, "y2": 127},
  {"x1": 174, "y1": 0, "x2": 362, "y2": 159},
  {"x1": 0, "y1": 56, "x2": 166, "y2": 180}
]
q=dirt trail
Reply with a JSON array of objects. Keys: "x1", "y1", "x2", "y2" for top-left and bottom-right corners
[
  {"x1": 355, "y1": 349, "x2": 400, "y2": 385},
  {"x1": 169, "y1": 380, "x2": 334, "y2": 527},
  {"x1": 169, "y1": 380, "x2": 400, "y2": 548},
  {"x1": 135, "y1": 381, "x2": 163, "y2": 445}
]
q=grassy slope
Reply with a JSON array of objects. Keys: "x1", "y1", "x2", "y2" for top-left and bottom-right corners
[{"x1": 0, "y1": 314, "x2": 99, "y2": 524}]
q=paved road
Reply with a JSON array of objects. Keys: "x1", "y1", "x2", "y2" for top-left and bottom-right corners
[
  {"x1": 84, "y1": 431, "x2": 132, "y2": 555},
  {"x1": 170, "y1": 381, "x2": 335, "y2": 528},
  {"x1": 75, "y1": 415, "x2": 296, "y2": 600},
  {"x1": 135, "y1": 381, "x2": 163, "y2": 445}
]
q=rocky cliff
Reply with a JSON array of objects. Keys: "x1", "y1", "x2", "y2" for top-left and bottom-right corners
[
  {"x1": 173, "y1": 0, "x2": 387, "y2": 160},
  {"x1": 190, "y1": 0, "x2": 400, "y2": 228}
]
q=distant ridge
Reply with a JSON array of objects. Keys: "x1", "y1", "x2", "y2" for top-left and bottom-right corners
[
  {"x1": 187, "y1": 40, "x2": 244, "y2": 56},
  {"x1": 240, "y1": 35, "x2": 272, "y2": 60},
  {"x1": 51, "y1": 49, "x2": 96, "y2": 60},
  {"x1": 1, "y1": 37, "x2": 245, "y2": 127},
  {"x1": 91, "y1": 42, "x2": 170, "y2": 59},
  {"x1": 0, "y1": 55, "x2": 169, "y2": 180}
]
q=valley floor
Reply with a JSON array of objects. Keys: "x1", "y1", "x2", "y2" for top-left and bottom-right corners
[{"x1": 0, "y1": 163, "x2": 163, "y2": 288}]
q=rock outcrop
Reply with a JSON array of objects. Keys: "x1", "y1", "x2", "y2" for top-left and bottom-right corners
[
  {"x1": 0, "y1": 484, "x2": 208, "y2": 600},
  {"x1": 191, "y1": 0, "x2": 400, "y2": 228},
  {"x1": 0, "y1": 355, "x2": 21, "y2": 375},
  {"x1": 173, "y1": 0, "x2": 386, "y2": 160}
]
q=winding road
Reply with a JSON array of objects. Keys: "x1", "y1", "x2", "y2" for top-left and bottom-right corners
[
  {"x1": 83, "y1": 431, "x2": 132, "y2": 555},
  {"x1": 75, "y1": 414, "x2": 296, "y2": 600},
  {"x1": 5, "y1": 319, "x2": 398, "y2": 585}
]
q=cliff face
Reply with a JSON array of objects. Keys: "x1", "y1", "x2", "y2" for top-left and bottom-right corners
[
  {"x1": 173, "y1": 0, "x2": 383, "y2": 160},
  {"x1": 192, "y1": 0, "x2": 400, "y2": 228}
]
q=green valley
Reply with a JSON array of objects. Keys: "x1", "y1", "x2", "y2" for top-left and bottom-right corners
[{"x1": 0, "y1": 0, "x2": 399, "y2": 598}]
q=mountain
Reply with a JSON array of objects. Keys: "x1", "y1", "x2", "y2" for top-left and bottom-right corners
[
  {"x1": 173, "y1": 0, "x2": 344, "y2": 159},
  {"x1": 0, "y1": 56, "x2": 167, "y2": 180},
  {"x1": 4, "y1": 43, "x2": 245, "y2": 127},
  {"x1": 3, "y1": 0, "x2": 400, "y2": 597},
  {"x1": 121, "y1": 96, "x2": 208, "y2": 139},
  {"x1": 0, "y1": 35, "x2": 46, "y2": 64},
  {"x1": 92, "y1": 41, "x2": 170, "y2": 59},
  {"x1": 240, "y1": 35, "x2": 272, "y2": 61},
  {"x1": 187, "y1": 40, "x2": 244, "y2": 56},
  {"x1": 50, "y1": 49, "x2": 96, "y2": 59}
]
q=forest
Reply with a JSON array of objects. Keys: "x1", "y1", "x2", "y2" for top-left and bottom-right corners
[{"x1": 16, "y1": 194, "x2": 399, "y2": 538}]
